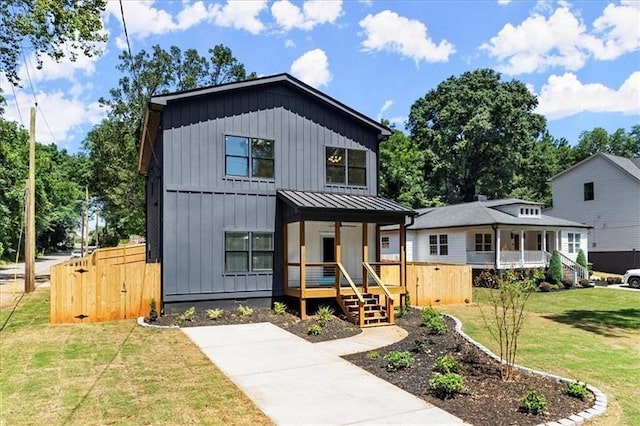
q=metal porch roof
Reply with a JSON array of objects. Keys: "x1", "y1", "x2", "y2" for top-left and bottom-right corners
[{"x1": 277, "y1": 190, "x2": 414, "y2": 215}]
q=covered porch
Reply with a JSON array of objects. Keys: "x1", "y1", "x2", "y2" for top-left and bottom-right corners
[
  {"x1": 465, "y1": 227, "x2": 560, "y2": 269},
  {"x1": 278, "y1": 190, "x2": 414, "y2": 326}
]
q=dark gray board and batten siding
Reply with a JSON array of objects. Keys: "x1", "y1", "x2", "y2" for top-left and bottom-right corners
[{"x1": 157, "y1": 83, "x2": 382, "y2": 302}]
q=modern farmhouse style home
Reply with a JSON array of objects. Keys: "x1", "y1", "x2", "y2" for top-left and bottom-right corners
[{"x1": 138, "y1": 73, "x2": 414, "y2": 326}]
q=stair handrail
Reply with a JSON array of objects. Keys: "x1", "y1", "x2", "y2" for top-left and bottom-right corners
[
  {"x1": 336, "y1": 262, "x2": 365, "y2": 327},
  {"x1": 547, "y1": 250, "x2": 589, "y2": 280},
  {"x1": 362, "y1": 262, "x2": 395, "y2": 325}
]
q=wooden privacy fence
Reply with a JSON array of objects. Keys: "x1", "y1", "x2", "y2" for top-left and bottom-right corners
[
  {"x1": 381, "y1": 262, "x2": 472, "y2": 306},
  {"x1": 50, "y1": 244, "x2": 160, "y2": 324}
]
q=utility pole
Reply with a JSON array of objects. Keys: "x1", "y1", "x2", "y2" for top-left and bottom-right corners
[{"x1": 25, "y1": 107, "x2": 36, "y2": 293}]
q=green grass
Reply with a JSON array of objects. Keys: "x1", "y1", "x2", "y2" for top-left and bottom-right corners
[
  {"x1": 443, "y1": 287, "x2": 640, "y2": 426},
  {"x1": 0, "y1": 289, "x2": 272, "y2": 425}
]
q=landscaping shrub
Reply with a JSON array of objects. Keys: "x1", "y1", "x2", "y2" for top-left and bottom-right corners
[
  {"x1": 474, "y1": 270, "x2": 500, "y2": 288},
  {"x1": 578, "y1": 278, "x2": 591, "y2": 288},
  {"x1": 414, "y1": 338, "x2": 431, "y2": 354},
  {"x1": 273, "y1": 301, "x2": 287, "y2": 315},
  {"x1": 429, "y1": 373, "x2": 469, "y2": 399},
  {"x1": 425, "y1": 315, "x2": 448, "y2": 335},
  {"x1": 434, "y1": 354, "x2": 461, "y2": 374},
  {"x1": 538, "y1": 282, "x2": 552, "y2": 292},
  {"x1": 561, "y1": 279, "x2": 574, "y2": 289},
  {"x1": 307, "y1": 324, "x2": 322, "y2": 335},
  {"x1": 421, "y1": 307, "x2": 440, "y2": 322},
  {"x1": 520, "y1": 389, "x2": 547, "y2": 415},
  {"x1": 547, "y1": 251, "x2": 563, "y2": 284},
  {"x1": 563, "y1": 381, "x2": 590, "y2": 400},
  {"x1": 461, "y1": 348, "x2": 480, "y2": 365},
  {"x1": 148, "y1": 299, "x2": 158, "y2": 322},
  {"x1": 576, "y1": 249, "x2": 587, "y2": 268},
  {"x1": 384, "y1": 350, "x2": 415, "y2": 371},
  {"x1": 237, "y1": 305, "x2": 253, "y2": 317},
  {"x1": 206, "y1": 308, "x2": 224, "y2": 320},
  {"x1": 178, "y1": 307, "x2": 196, "y2": 322},
  {"x1": 316, "y1": 305, "x2": 334, "y2": 325},
  {"x1": 366, "y1": 350, "x2": 380, "y2": 360}
]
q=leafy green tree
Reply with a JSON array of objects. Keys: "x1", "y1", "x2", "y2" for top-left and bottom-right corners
[
  {"x1": 379, "y1": 125, "x2": 434, "y2": 208},
  {"x1": 0, "y1": 0, "x2": 107, "y2": 85},
  {"x1": 573, "y1": 126, "x2": 640, "y2": 162},
  {"x1": 408, "y1": 69, "x2": 546, "y2": 204},
  {"x1": 548, "y1": 250, "x2": 564, "y2": 284}
]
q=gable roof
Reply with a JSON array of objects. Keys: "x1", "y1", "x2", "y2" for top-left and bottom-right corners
[
  {"x1": 138, "y1": 73, "x2": 392, "y2": 174},
  {"x1": 394, "y1": 198, "x2": 589, "y2": 231},
  {"x1": 550, "y1": 152, "x2": 640, "y2": 183}
]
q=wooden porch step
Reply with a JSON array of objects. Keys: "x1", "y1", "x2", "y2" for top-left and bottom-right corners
[{"x1": 339, "y1": 292, "x2": 390, "y2": 327}]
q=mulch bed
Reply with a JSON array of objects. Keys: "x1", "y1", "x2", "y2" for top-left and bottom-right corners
[
  {"x1": 343, "y1": 308, "x2": 593, "y2": 426},
  {"x1": 149, "y1": 307, "x2": 361, "y2": 343}
]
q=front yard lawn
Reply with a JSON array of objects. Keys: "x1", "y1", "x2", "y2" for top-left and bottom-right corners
[
  {"x1": 0, "y1": 289, "x2": 271, "y2": 425},
  {"x1": 442, "y1": 287, "x2": 640, "y2": 426}
]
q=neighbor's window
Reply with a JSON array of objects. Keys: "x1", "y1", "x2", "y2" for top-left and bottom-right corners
[
  {"x1": 225, "y1": 232, "x2": 274, "y2": 273},
  {"x1": 475, "y1": 233, "x2": 492, "y2": 251},
  {"x1": 326, "y1": 147, "x2": 366, "y2": 186},
  {"x1": 225, "y1": 136, "x2": 274, "y2": 179},
  {"x1": 567, "y1": 232, "x2": 581, "y2": 254},
  {"x1": 429, "y1": 234, "x2": 448, "y2": 256},
  {"x1": 584, "y1": 182, "x2": 594, "y2": 201},
  {"x1": 381, "y1": 236, "x2": 390, "y2": 249}
]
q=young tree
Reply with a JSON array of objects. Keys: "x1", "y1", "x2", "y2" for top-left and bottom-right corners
[
  {"x1": 408, "y1": 69, "x2": 546, "y2": 204},
  {"x1": 576, "y1": 249, "x2": 587, "y2": 268}
]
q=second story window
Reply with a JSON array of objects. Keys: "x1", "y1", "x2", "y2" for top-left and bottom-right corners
[
  {"x1": 326, "y1": 147, "x2": 366, "y2": 186},
  {"x1": 225, "y1": 135, "x2": 274, "y2": 179},
  {"x1": 584, "y1": 182, "x2": 594, "y2": 201}
]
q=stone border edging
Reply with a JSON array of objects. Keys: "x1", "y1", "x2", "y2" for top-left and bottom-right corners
[
  {"x1": 445, "y1": 314, "x2": 607, "y2": 426},
  {"x1": 136, "y1": 316, "x2": 179, "y2": 329}
]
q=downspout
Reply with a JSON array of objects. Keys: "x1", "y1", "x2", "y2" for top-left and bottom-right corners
[{"x1": 492, "y1": 224, "x2": 498, "y2": 271}]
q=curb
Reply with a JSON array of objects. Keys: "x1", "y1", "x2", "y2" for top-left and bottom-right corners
[
  {"x1": 136, "y1": 316, "x2": 179, "y2": 329},
  {"x1": 446, "y1": 314, "x2": 607, "y2": 426}
]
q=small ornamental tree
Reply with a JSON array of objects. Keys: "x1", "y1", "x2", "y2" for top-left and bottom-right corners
[
  {"x1": 478, "y1": 270, "x2": 536, "y2": 380},
  {"x1": 548, "y1": 250, "x2": 563, "y2": 284},
  {"x1": 576, "y1": 249, "x2": 587, "y2": 268}
]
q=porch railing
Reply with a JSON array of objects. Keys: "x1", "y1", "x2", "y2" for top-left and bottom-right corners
[
  {"x1": 364, "y1": 261, "x2": 401, "y2": 288},
  {"x1": 467, "y1": 251, "x2": 494, "y2": 265},
  {"x1": 546, "y1": 251, "x2": 589, "y2": 281},
  {"x1": 336, "y1": 262, "x2": 365, "y2": 327},
  {"x1": 466, "y1": 251, "x2": 547, "y2": 266},
  {"x1": 363, "y1": 262, "x2": 395, "y2": 325},
  {"x1": 287, "y1": 262, "x2": 346, "y2": 288}
]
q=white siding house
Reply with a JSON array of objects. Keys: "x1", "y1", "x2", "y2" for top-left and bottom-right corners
[
  {"x1": 546, "y1": 153, "x2": 640, "y2": 274},
  {"x1": 381, "y1": 199, "x2": 590, "y2": 278}
]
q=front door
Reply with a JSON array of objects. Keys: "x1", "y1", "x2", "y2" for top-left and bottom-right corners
[{"x1": 322, "y1": 237, "x2": 335, "y2": 277}]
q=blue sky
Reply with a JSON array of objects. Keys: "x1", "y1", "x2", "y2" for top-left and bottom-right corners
[{"x1": 1, "y1": 0, "x2": 638, "y2": 154}]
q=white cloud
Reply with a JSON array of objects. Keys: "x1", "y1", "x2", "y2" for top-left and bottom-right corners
[
  {"x1": 290, "y1": 48, "x2": 332, "y2": 88},
  {"x1": 358, "y1": 0, "x2": 373, "y2": 6},
  {"x1": 209, "y1": 0, "x2": 267, "y2": 35},
  {"x1": 17, "y1": 51, "x2": 101, "y2": 85},
  {"x1": 271, "y1": 0, "x2": 343, "y2": 31},
  {"x1": 481, "y1": 3, "x2": 640, "y2": 75},
  {"x1": 498, "y1": 0, "x2": 511, "y2": 5},
  {"x1": 2, "y1": 89, "x2": 106, "y2": 147},
  {"x1": 105, "y1": 0, "x2": 267, "y2": 46},
  {"x1": 359, "y1": 10, "x2": 455, "y2": 63},
  {"x1": 536, "y1": 72, "x2": 640, "y2": 120},
  {"x1": 284, "y1": 39, "x2": 296, "y2": 48},
  {"x1": 377, "y1": 99, "x2": 393, "y2": 120}
]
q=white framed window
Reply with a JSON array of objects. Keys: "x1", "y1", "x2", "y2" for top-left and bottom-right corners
[
  {"x1": 567, "y1": 232, "x2": 581, "y2": 254},
  {"x1": 429, "y1": 234, "x2": 448, "y2": 256},
  {"x1": 475, "y1": 233, "x2": 492, "y2": 251}
]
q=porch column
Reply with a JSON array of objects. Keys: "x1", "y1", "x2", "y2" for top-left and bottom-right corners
[
  {"x1": 299, "y1": 220, "x2": 306, "y2": 319},
  {"x1": 495, "y1": 227, "x2": 501, "y2": 269},
  {"x1": 283, "y1": 222, "x2": 288, "y2": 291},
  {"x1": 362, "y1": 222, "x2": 368, "y2": 292},
  {"x1": 541, "y1": 229, "x2": 547, "y2": 264},
  {"x1": 520, "y1": 229, "x2": 525, "y2": 265},
  {"x1": 400, "y1": 223, "x2": 406, "y2": 290},
  {"x1": 335, "y1": 221, "x2": 342, "y2": 289}
]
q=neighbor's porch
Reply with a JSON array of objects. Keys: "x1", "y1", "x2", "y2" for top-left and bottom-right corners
[{"x1": 465, "y1": 228, "x2": 560, "y2": 269}]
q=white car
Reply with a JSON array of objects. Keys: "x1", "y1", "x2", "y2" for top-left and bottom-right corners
[
  {"x1": 70, "y1": 249, "x2": 82, "y2": 259},
  {"x1": 623, "y1": 269, "x2": 640, "y2": 289}
]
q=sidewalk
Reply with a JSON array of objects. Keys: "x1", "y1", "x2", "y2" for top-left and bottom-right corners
[{"x1": 183, "y1": 323, "x2": 464, "y2": 425}]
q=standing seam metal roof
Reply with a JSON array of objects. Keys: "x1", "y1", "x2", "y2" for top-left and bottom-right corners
[{"x1": 277, "y1": 190, "x2": 414, "y2": 214}]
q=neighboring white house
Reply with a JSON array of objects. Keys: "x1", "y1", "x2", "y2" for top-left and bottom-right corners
[
  {"x1": 546, "y1": 152, "x2": 640, "y2": 274},
  {"x1": 381, "y1": 198, "x2": 590, "y2": 277}
]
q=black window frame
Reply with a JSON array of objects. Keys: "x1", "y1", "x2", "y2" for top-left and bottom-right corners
[
  {"x1": 225, "y1": 135, "x2": 275, "y2": 180},
  {"x1": 325, "y1": 147, "x2": 367, "y2": 186},
  {"x1": 584, "y1": 182, "x2": 594, "y2": 201},
  {"x1": 224, "y1": 231, "x2": 274, "y2": 273},
  {"x1": 429, "y1": 234, "x2": 448, "y2": 256}
]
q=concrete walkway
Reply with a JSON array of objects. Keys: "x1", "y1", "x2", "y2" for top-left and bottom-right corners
[{"x1": 183, "y1": 323, "x2": 464, "y2": 425}]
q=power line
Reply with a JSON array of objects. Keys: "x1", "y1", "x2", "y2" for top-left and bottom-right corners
[
  {"x1": 37, "y1": 105, "x2": 59, "y2": 146},
  {"x1": 9, "y1": 82, "x2": 24, "y2": 127}
]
